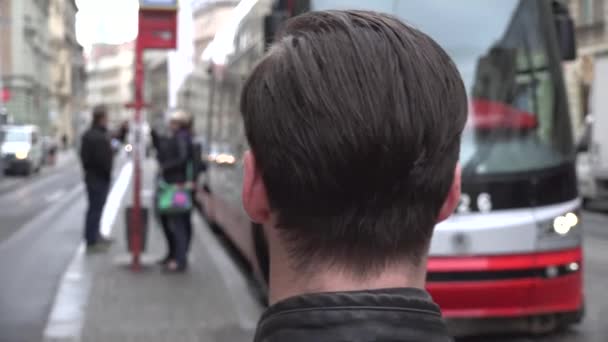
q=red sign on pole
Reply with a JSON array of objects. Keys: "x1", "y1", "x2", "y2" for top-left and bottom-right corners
[{"x1": 138, "y1": 9, "x2": 178, "y2": 50}]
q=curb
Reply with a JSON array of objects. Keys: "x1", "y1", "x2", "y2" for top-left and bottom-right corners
[{"x1": 42, "y1": 162, "x2": 133, "y2": 342}]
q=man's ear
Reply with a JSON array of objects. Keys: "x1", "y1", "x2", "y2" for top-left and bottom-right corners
[
  {"x1": 437, "y1": 163, "x2": 461, "y2": 223},
  {"x1": 242, "y1": 150, "x2": 272, "y2": 224}
]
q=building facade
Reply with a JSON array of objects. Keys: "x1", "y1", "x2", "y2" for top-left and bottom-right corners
[
  {"x1": 48, "y1": 0, "x2": 85, "y2": 144},
  {"x1": 565, "y1": 0, "x2": 608, "y2": 138},
  {"x1": 1, "y1": 0, "x2": 52, "y2": 132},
  {"x1": 86, "y1": 42, "x2": 135, "y2": 126},
  {"x1": 86, "y1": 42, "x2": 170, "y2": 130}
]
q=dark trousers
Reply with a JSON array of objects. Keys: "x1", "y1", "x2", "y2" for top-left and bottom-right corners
[
  {"x1": 166, "y1": 213, "x2": 191, "y2": 267},
  {"x1": 84, "y1": 177, "x2": 110, "y2": 245},
  {"x1": 158, "y1": 205, "x2": 193, "y2": 260},
  {"x1": 154, "y1": 177, "x2": 193, "y2": 265}
]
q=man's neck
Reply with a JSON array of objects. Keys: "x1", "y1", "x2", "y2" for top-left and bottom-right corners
[{"x1": 267, "y1": 238, "x2": 426, "y2": 304}]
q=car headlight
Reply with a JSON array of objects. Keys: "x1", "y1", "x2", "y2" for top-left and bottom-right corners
[
  {"x1": 216, "y1": 154, "x2": 236, "y2": 165},
  {"x1": 15, "y1": 151, "x2": 29, "y2": 160}
]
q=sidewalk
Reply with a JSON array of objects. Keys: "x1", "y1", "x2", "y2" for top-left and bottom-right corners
[{"x1": 44, "y1": 160, "x2": 262, "y2": 342}]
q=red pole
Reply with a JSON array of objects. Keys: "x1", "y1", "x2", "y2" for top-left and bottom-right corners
[
  {"x1": 130, "y1": 23, "x2": 145, "y2": 271},
  {"x1": 129, "y1": 5, "x2": 177, "y2": 270}
]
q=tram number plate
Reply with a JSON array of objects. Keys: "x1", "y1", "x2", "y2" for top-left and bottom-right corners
[{"x1": 457, "y1": 192, "x2": 492, "y2": 214}]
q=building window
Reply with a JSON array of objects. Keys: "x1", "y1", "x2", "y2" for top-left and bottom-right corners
[{"x1": 579, "y1": 0, "x2": 605, "y2": 26}]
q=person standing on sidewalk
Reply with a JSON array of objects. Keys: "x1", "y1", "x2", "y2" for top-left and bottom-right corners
[
  {"x1": 151, "y1": 121, "x2": 177, "y2": 266},
  {"x1": 80, "y1": 105, "x2": 114, "y2": 252},
  {"x1": 157, "y1": 110, "x2": 195, "y2": 272},
  {"x1": 241, "y1": 10, "x2": 466, "y2": 342},
  {"x1": 152, "y1": 111, "x2": 207, "y2": 268}
]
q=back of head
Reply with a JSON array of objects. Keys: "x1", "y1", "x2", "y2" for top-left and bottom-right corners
[
  {"x1": 241, "y1": 10, "x2": 467, "y2": 276},
  {"x1": 92, "y1": 104, "x2": 108, "y2": 127}
]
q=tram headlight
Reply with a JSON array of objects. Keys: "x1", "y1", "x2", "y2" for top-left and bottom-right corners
[
  {"x1": 553, "y1": 212, "x2": 579, "y2": 235},
  {"x1": 537, "y1": 211, "x2": 581, "y2": 241}
]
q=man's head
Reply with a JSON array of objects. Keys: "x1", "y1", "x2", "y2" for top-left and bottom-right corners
[
  {"x1": 92, "y1": 105, "x2": 108, "y2": 128},
  {"x1": 241, "y1": 11, "x2": 467, "y2": 279}
]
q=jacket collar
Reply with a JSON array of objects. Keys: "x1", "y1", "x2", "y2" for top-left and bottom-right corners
[{"x1": 254, "y1": 288, "x2": 451, "y2": 342}]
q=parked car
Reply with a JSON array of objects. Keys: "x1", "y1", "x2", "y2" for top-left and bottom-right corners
[{"x1": 1, "y1": 125, "x2": 45, "y2": 175}]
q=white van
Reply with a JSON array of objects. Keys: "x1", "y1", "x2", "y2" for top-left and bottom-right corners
[{"x1": 1, "y1": 125, "x2": 45, "y2": 175}]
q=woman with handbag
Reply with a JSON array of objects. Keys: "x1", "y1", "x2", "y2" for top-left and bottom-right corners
[
  {"x1": 151, "y1": 124, "x2": 175, "y2": 266},
  {"x1": 155, "y1": 109, "x2": 195, "y2": 272}
]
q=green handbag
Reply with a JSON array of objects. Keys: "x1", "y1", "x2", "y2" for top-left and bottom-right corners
[{"x1": 156, "y1": 163, "x2": 194, "y2": 214}]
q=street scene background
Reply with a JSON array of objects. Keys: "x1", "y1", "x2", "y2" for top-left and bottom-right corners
[{"x1": 0, "y1": 0, "x2": 607, "y2": 341}]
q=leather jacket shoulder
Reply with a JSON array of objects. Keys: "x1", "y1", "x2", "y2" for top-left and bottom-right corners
[{"x1": 254, "y1": 288, "x2": 453, "y2": 342}]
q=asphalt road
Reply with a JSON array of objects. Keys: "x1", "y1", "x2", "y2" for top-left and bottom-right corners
[
  {"x1": 0, "y1": 154, "x2": 86, "y2": 342},
  {"x1": 0, "y1": 156, "x2": 83, "y2": 243},
  {"x1": 0, "y1": 156, "x2": 606, "y2": 342}
]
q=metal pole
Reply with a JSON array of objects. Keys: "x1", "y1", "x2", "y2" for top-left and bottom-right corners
[
  {"x1": 205, "y1": 67, "x2": 215, "y2": 154},
  {"x1": 216, "y1": 82, "x2": 225, "y2": 143},
  {"x1": 130, "y1": 29, "x2": 144, "y2": 271}
]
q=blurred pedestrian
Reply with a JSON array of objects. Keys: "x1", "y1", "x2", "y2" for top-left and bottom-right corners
[
  {"x1": 61, "y1": 134, "x2": 68, "y2": 150},
  {"x1": 80, "y1": 105, "x2": 114, "y2": 252},
  {"x1": 154, "y1": 109, "x2": 195, "y2": 272},
  {"x1": 114, "y1": 120, "x2": 129, "y2": 145},
  {"x1": 241, "y1": 11, "x2": 467, "y2": 342},
  {"x1": 46, "y1": 139, "x2": 57, "y2": 166},
  {"x1": 150, "y1": 122, "x2": 175, "y2": 266},
  {"x1": 152, "y1": 113, "x2": 207, "y2": 269}
]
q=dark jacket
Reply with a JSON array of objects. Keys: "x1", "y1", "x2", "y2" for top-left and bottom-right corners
[
  {"x1": 254, "y1": 288, "x2": 453, "y2": 342},
  {"x1": 158, "y1": 129, "x2": 193, "y2": 184},
  {"x1": 80, "y1": 125, "x2": 113, "y2": 182},
  {"x1": 150, "y1": 128, "x2": 169, "y2": 165}
]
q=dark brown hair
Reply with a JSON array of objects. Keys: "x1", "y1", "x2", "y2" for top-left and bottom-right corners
[
  {"x1": 92, "y1": 104, "x2": 108, "y2": 125},
  {"x1": 241, "y1": 10, "x2": 467, "y2": 275}
]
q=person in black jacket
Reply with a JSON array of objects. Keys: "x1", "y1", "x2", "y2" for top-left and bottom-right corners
[
  {"x1": 156, "y1": 109, "x2": 194, "y2": 272},
  {"x1": 151, "y1": 111, "x2": 207, "y2": 270},
  {"x1": 150, "y1": 123, "x2": 175, "y2": 265},
  {"x1": 240, "y1": 11, "x2": 467, "y2": 342},
  {"x1": 80, "y1": 105, "x2": 114, "y2": 251}
]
